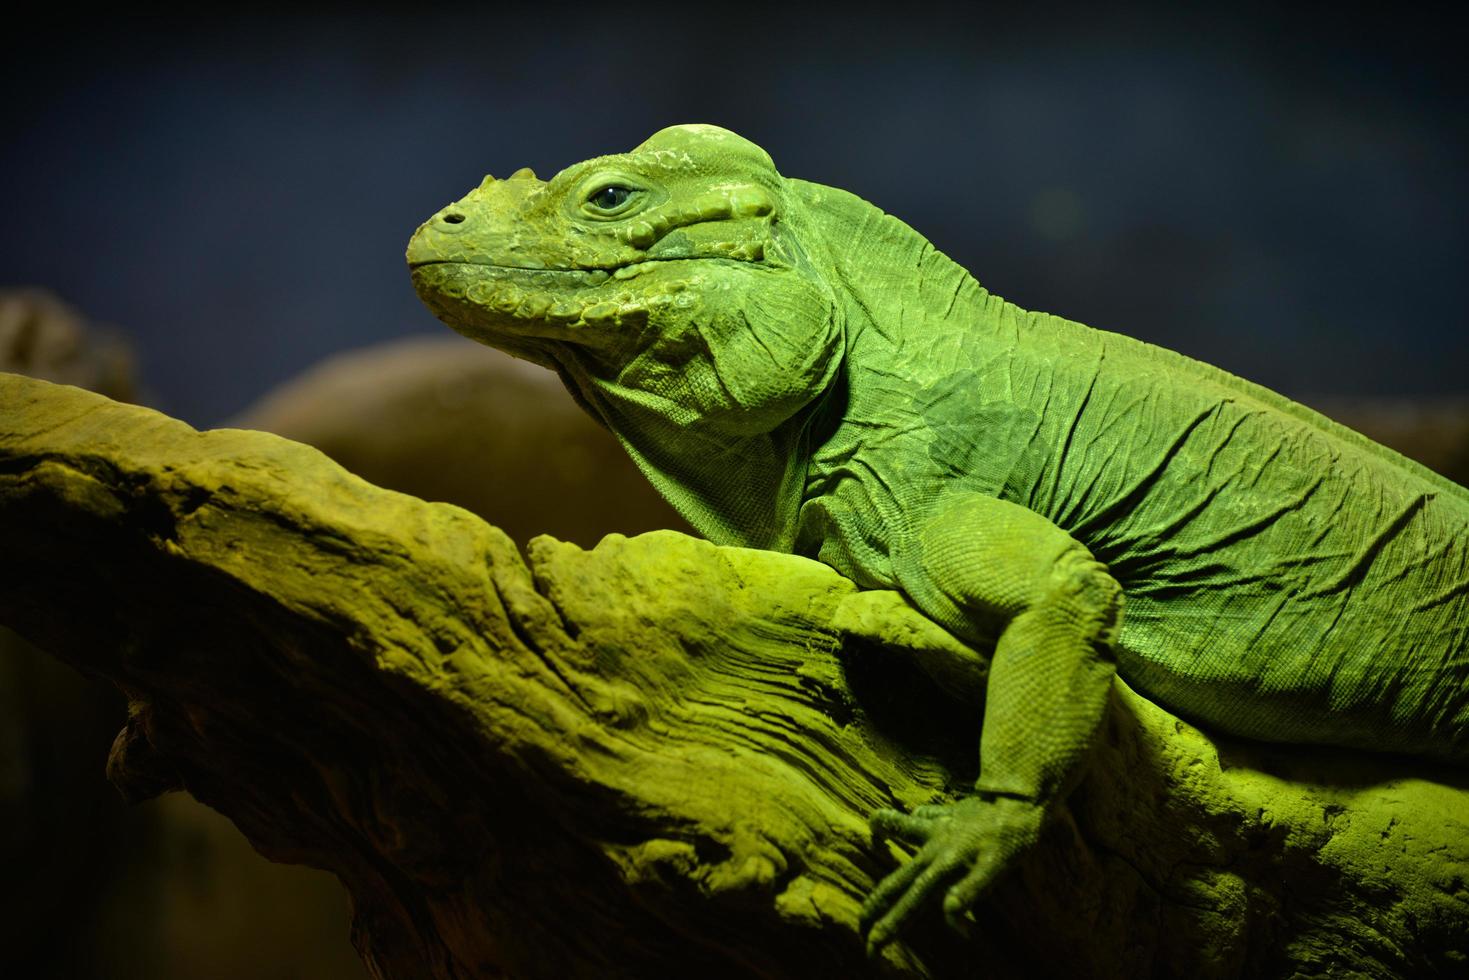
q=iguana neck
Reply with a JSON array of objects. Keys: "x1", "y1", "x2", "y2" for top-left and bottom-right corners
[
  {"x1": 553, "y1": 179, "x2": 1002, "y2": 554},
  {"x1": 554, "y1": 348, "x2": 821, "y2": 550},
  {"x1": 546, "y1": 216, "x2": 846, "y2": 550},
  {"x1": 785, "y1": 177, "x2": 998, "y2": 368}
]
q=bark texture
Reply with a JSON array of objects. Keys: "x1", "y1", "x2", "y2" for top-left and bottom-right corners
[{"x1": 1, "y1": 372, "x2": 1465, "y2": 979}]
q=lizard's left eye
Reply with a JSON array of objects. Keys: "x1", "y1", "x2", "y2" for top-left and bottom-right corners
[{"x1": 586, "y1": 185, "x2": 635, "y2": 213}]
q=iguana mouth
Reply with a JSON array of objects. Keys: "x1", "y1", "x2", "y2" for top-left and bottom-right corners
[
  {"x1": 406, "y1": 259, "x2": 613, "y2": 282},
  {"x1": 406, "y1": 256, "x2": 731, "y2": 278},
  {"x1": 408, "y1": 259, "x2": 668, "y2": 333},
  {"x1": 410, "y1": 254, "x2": 767, "y2": 338}
]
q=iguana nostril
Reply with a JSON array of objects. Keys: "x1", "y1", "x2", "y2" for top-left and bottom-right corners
[{"x1": 442, "y1": 213, "x2": 466, "y2": 225}]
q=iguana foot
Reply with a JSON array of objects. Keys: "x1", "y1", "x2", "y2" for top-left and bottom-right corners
[{"x1": 861, "y1": 795, "x2": 1044, "y2": 951}]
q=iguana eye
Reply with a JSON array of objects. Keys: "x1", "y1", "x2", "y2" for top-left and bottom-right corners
[{"x1": 586, "y1": 185, "x2": 636, "y2": 213}]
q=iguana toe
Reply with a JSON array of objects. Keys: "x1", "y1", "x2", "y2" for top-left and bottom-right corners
[{"x1": 862, "y1": 796, "x2": 1045, "y2": 948}]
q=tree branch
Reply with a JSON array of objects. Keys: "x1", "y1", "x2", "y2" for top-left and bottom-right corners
[{"x1": 1, "y1": 373, "x2": 1464, "y2": 978}]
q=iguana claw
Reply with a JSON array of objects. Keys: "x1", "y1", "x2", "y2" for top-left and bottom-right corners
[{"x1": 861, "y1": 795, "x2": 1044, "y2": 950}]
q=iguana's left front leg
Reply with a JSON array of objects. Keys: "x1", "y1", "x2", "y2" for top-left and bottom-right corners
[{"x1": 863, "y1": 492, "x2": 1121, "y2": 947}]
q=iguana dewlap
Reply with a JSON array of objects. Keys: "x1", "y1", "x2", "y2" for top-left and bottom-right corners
[{"x1": 407, "y1": 124, "x2": 1469, "y2": 945}]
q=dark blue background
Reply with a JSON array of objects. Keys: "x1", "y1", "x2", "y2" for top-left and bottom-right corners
[{"x1": 3, "y1": 6, "x2": 1464, "y2": 426}]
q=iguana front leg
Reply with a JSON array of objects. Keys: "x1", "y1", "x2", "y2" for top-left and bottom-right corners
[{"x1": 864, "y1": 493, "x2": 1121, "y2": 947}]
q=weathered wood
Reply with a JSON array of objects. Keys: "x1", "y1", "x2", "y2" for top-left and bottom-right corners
[{"x1": 1, "y1": 372, "x2": 1465, "y2": 979}]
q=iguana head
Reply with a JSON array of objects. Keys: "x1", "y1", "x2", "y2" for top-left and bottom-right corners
[{"x1": 407, "y1": 124, "x2": 841, "y2": 441}]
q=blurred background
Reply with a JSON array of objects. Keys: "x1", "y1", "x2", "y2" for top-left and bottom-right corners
[
  {"x1": 2, "y1": 4, "x2": 1465, "y2": 977},
  {"x1": 2, "y1": 5, "x2": 1465, "y2": 424}
]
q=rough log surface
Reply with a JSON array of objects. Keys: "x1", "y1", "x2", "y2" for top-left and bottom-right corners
[{"x1": 1, "y1": 372, "x2": 1466, "y2": 979}]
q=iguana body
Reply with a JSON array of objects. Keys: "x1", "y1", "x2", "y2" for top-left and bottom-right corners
[{"x1": 407, "y1": 125, "x2": 1469, "y2": 944}]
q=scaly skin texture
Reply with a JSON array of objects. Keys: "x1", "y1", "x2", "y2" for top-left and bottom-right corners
[{"x1": 407, "y1": 124, "x2": 1469, "y2": 949}]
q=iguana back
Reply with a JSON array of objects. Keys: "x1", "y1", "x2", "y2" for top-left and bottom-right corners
[{"x1": 787, "y1": 176, "x2": 1469, "y2": 764}]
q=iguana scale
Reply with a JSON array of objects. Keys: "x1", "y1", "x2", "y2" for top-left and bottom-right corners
[{"x1": 406, "y1": 124, "x2": 1469, "y2": 946}]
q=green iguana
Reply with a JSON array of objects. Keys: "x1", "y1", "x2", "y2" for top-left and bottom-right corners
[{"x1": 406, "y1": 124, "x2": 1469, "y2": 947}]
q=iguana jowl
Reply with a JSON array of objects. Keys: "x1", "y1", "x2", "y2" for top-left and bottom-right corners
[{"x1": 406, "y1": 124, "x2": 1469, "y2": 945}]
